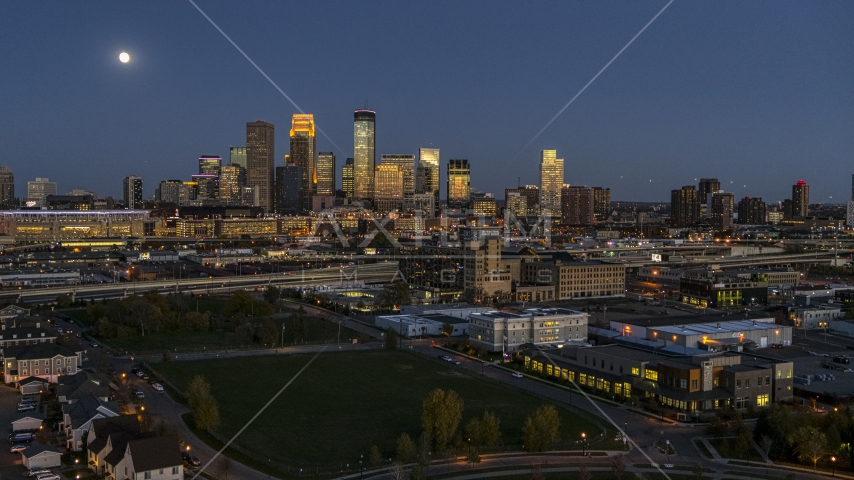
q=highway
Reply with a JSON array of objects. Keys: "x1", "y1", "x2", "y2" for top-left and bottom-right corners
[{"x1": 0, "y1": 262, "x2": 399, "y2": 304}]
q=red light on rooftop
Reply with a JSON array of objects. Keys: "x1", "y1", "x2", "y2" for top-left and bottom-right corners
[{"x1": 796, "y1": 180, "x2": 807, "y2": 185}]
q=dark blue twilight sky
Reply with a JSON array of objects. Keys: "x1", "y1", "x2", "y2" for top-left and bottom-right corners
[{"x1": 1, "y1": 1, "x2": 852, "y2": 203}]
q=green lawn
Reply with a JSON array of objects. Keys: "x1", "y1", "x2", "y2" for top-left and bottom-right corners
[
  {"x1": 709, "y1": 438, "x2": 764, "y2": 463},
  {"x1": 156, "y1": 350, "x2": 607, "y2": 467}
]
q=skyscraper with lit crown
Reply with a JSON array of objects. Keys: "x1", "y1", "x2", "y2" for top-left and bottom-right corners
[
  {"x1": 418, "y1": 147, "x2": 440, "y2": 214},
  {"x1": 353, "y1": 110, "x2": 376, "y2": 200},
  {"x1": 792, "y1": 180, "x2": 809, "y2": 217},
  {"x1": 539, "y1": 150, "x2": 564, "y2": 215},
  {"x1": 0, "y1": 166, "x2": 14, "y2": 209},
  {"x1": 290, "y1": 114, "x2": 316, "y2": 212},
  {"x1": 447, "y1": 159, "x2": 471, "y2": 209}
]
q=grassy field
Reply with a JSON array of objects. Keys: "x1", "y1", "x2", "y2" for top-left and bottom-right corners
[
  {"x1": 157, "y1": 350, "x2": 607, "y2": 467},
  {"x1": 709, "y1": 438, "x2": 764, "y2": 463}
]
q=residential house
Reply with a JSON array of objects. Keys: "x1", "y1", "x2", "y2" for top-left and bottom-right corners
[
  {"x1": 57, "y1": 371, "x2": 110, "y2": 403},
  {"x1": 0, "y1": 304, "x2": 30, "y2": 321},
  {"x1": 0, "y1": 316, "x2": 58, "y2": 355},
  {"x1": 17, "y1": 376, "x2": 49, "y2": 395},
  {"x1": 118, "y1": 436, "x2": 183, "y2": 480},
  {"x1": 61, "y1": 396, "x2": 119, "y2": 451},
  {"x1": 3, "y1": 343, "x2": 82, "y2": 384}
]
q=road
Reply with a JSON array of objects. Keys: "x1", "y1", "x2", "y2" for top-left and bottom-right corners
[{"x1": 0, "y1": 262, "x2": 399, "y2": 304}]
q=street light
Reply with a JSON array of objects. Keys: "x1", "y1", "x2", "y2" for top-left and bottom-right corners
[
  {"x1": 581, "y1": 432, "x2": 586, "y2": 455},
  {"x1": 832, "y1": 456, "x2": 836, "y2": 477}
]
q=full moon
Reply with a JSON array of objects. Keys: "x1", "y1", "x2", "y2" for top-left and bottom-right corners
[{"x1": 119, "y1": 52, "x2": 130, "y2": 63}]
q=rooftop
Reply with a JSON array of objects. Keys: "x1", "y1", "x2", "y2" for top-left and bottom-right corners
[
  {"x1": 615, "y1": 312, "x2": 772, "y2": 329},
  {"x1": 649, "y1": 318, "x2": 782, "y2": 336}
]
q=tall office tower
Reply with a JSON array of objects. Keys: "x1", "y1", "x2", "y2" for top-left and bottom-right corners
[
  {"x1": 380, "y1": 154, "x2": 415, "y2": 199},
  {"x1": 792, "y1": 180, "x2": 809, "y2": 217},
  {"x1": 592, "y1": 187, "x2": 611, "y2": 219},
  {"x1": 670, "y1": 185, "x2": 700, "y2": 228},
  {"x1": 26, "y1": 177, "x2": 57, "y2": 207},
  {"x1": 710, "y1": 192, "x2": 734, "y2": 231},
  {"x1": 123, "y1": 176, "x2": 143, "y2": 209},
  {"x1": 342, "y1": 158, "x2": 355, "y2": 199},
  {"x1": 157, "y1": 180, "x2": 184, "y2": 204},
  {"x1": 539, "y1": 150, "x2": 564, "y2": 215},
  {"x1": 182, "y1": 181, "x2": 199, "y2": 204},
  {"x1": 472, "y1": 194, "x2": 497, "y2": 217},
  {"x1": 506, "y1": 192, "x2": 527, "y2": 218},
  {"x1": 316, "y1": 152, "x2": 335, "y2": 196},
  {"x1": 560, "y1": 186, "x2": 594, "y2": 226},
  {"x1": 737, "y1": 196, "x2": 767, "y2": 224},
  {"x1": 781, "y1": 199, "x2": 794, "y2": 220},
  {"x1": 246, "y1": 121, "x2": 275, "y2": 211},
  {"x1": 373, "y1": 164, "x2": 404, "y2": 213},
  {"x1": 446, "y1": 159, "x2": 471, "y2": 210},
  {"x1": 353, "y1": 110, "x2": 376, "y2": 200},
  {"x1": 848, "y1": 175, "x2": 854, "y2": 227},
  {"x1": 229, "y1": 146, "x2": 247, "y2": 169},
  {"x1": 219, "y1": 165, "x2": 246, "y2": 205},
  {"x1": 415, "y1": 165, "x2": 426, "y2": 193},
  {"x1": 290, "y1": 114, "x2": 316, "y2": 212},
  {"x1": 275, "y1": 164, "x2": 302, "y2": 215},
  {"x1": 198, "y1": 155, "x2": 222, "y2": 175},
  {"x1": 698, "y1": 178, "x2": 720, "y2": 206},
  {"x1": 418, "y1": 147, "x2": 440, "y2": 213},
  {"x1": 0, "y1": 166, "x2": 14, "y2": 209},
  {"x1": 505, "y1": 186, "x2": 540, "y2": 216}
]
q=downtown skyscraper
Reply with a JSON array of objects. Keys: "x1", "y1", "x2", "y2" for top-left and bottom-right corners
[
  {"x1": 0, "y1": 166, "x2": 14, "y2": 209},
  {"x1": 290, "y1": 114, "x2": 316, "y2": 212},
  {"x1": 123, "y1": 176, "x2": 143, "y2": 209},
  {"x1": 229, "y1": 146, "x2": 247, "y2": 169},
  {"x1": 342, "y1": 158, "x2": 354, "y2": 199},
  {"x1": 380, "y1": 154, "x2": 415, "y2": 200},
  {"x1": 316, "y1": 152, "x2": 335, "y2": 196},
  {"x1": 353, "y1": 110, "x2": 376, "y2": 200},
  {"x1": 447, "y1": 159, "x2": 470, "y2": 209},
  {"x1": 539, "y1": 150, "x2": 564, "y2": 215},
  {"x1": 418, "y1": 147, "x2": 440, "y2": 215},
  {"x1": 246, "y1": 121, "x2": 275, "y2": 212},
  {"x1": 792, "y1": 180, "x2": 809, "y2": 217}
]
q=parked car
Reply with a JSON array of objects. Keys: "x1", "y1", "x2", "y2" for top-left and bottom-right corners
[
  {"x1": 439, "y1": 355, "x2": 452, "y2": 362},
  {"x1": 9, "y1": 433, "x2": 33, "y2": 444},
  {"x1": 36, "y1": 474, "x2": 60, "y2": 480},
  {"x1": 28, "y1": 469, "x2": 51, "y2": 477},
  {"x1": 147, "y1": 379, "x2": 156, "y2": 385},
  {"x1": 17, "y1": 404, "x2": 36, "y2": 412},
  {"x1": 135, "y1": 391, "x2": 145, "y2": 399},
  {"x1": 131, "y1": 368, "x2": 139, "y2": 375},
  {"x1": 89, "y1": 342, "x2": 98, "y2": 348},
  {"x1": 153, "y1": 383, "x2": 164, "y2": 392},
  {"x1": 511, "y1": 372, "x2": 523, "y2": 378},
  {"x1": 141, "y1": 374, "x2": 150, "y2": 380},
  {"x1": 10, "y1": 445, "x2": 27, "y2": 453},
  {"x1": 182, "y1": 452, "x2": 201, "y2": 466}
]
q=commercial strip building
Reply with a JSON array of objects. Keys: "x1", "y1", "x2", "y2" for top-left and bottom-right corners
[
  {"x1": 608, "y1": 313, "x2": 792, "y2": 352},
  {"x1": 522, "y1": 343, "x2": 793, "y2": 413},
  {"x1": 468, "y1": 308, "x2": 589, "y2": 353}
]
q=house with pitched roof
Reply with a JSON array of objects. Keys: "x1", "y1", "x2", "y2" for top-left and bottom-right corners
[
  {"x1": 57, "y1": 371, "x2": 110, "y2": 403},
  {"x1": 60, "y1": 396, "x2": 119, "y2": 451},
  {"x1": 3, "y1": 343, "x2": 82, "y2": 383}
]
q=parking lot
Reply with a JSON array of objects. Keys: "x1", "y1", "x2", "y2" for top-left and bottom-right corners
[{"x1": 0, "y1": 384, "x2": 37, "y2": 478}]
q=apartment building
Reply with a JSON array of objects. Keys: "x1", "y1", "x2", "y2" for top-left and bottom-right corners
[
  {"x1": 468, "y1": 308, "x2": 589, "y2": 353},
  {"x1": 522, "y1": 259, "x2": 626, "y2": 300}
]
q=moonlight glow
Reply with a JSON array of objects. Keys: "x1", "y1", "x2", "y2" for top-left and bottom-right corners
[{"x1": 119, "y1": 52, "x2": 130, "y2": 63}]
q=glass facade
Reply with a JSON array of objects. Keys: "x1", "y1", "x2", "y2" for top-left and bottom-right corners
[
  {"x1": 342, "y1": 158, "x2": 354, "y2": 199},
  {"x1": 229, "y1": 146, "x2": 247, "y2": 169},
  {"x1": 246, "y1": 121, "x2": 275, "y2": 211},
  {"x1": 539, "y1": 150, "x2": 563, "y2": 214},
  {"x1": 418, "y1": 148, "x2": 440, "y2": 214},
  {"x1": 290, "y1": 114, "x2": 316, "y2": 213},
  {"x1": 447, "y1": 159, "x2": 470, "y2": 209},
  {"x1": 373, "y1": 164, "x2": 404, "y2": 213},
  {"x1": 316, "y1": 152, "x2": 335, "y2": 196},
  {"x1": 380, "y1": 154, "x2": 415, "y2": 199},
  {"x1": 353, "y1": 110, "x2": 376, "y2": 200}
]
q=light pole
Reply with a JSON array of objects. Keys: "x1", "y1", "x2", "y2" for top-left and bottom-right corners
[
  {"x1": 581, "y1": 432, "x2": 586, "y2": 455},
  {"x1": 832, "y1": 456, "x2": 836, "y2": 477},
  {"x1": 281, "y1": 324, "x2": 286, "y2": 348}
]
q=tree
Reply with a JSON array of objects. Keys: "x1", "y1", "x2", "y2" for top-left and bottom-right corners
[
  {"x1": 441, "y1": 323, "x2": 454, "y2": 336},
  {"x1": 705, "y1": 415, "x2": 727, "y2": 440},
  {"x1": 368, "y1": 445, "x2": 383, "y2": 467},
  {"x1": 530, "y1": 463, "x2": 545, "y2": 480},
  {"x1": 692, "y1": 462, "x2": 704, "y2": 479},
  {"x1": 522, "y1": 405, "x2": 560, "y2": 452},
  {"x1": 55, "y1": 294, "x2": 72, "y2": 308},
  {"x1": 577, "y1": 464, "x2": 592, "y2": 480},
  {"x1": 734, "y1": 419, "x2": 754, "y2": 462},
  {"x1": 795, "y1": 426, "x2": 827, "y2": 470},
  {"x1": 385, "y1": 327, "x2": 399, "y2": 350},
  {"x1": 185, "y1": 375, "x2": 211, "y2": 409},
  {"x1": 263, "y1": 286, "x2": 281, "y2": 305},
  {"x1": 217, "y1": 455, "x2": 235, "y2": 480},
  {"x1": 465, "y1": 411, "x2": 501, "y2": 447},
  {"x1": 376, "y1": 282, "x2": 411, "y2": 311},
  {"x1": 421, "y1": 389, "x2": 464, "y2": 449},
  {"x1": 194, "y1": 395, "x2": 220, "y2": 431},
  {"x1": 759, "y1": 434, "x2": 774, "y2": 459},
  {"x1": 224, "y1": 290, "x2": 254, "y2": 317},
  {"x1": 162, "y1": 349, "x2": 173, "y2": 362},
  {"x1": 611, "y1": 454, "x2": 626, "y2": 480},
  {"x1": 396, "y1": 433, "x2": 416, "y2": 463},
  {"x1": 255, "y1": 320, "x2": 278, "y2": 346},
  {"x1": 465, "y1": 447, "x2": 481, "y2": 464}
]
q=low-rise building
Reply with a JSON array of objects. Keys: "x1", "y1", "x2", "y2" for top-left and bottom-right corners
[
  {"x1": 21, "y1": 444, "x2": 62, "y2": 470},
  {"x1": 522, "y1": 343, "x2": 793, "y2": 413},
  {"x1": 57, "y1": 371, "x2": 110, "y2": 403},
  {"x1": 468, "y1": 308, "x2": 589, "y2": 353},
  {"x1": 521, "y1": 258, "x2": 626, "y2": 300},
  {"x1": 376, "y1": 313, "x2": 469, "y2": 337},
  {"x1": 787, "y1": 306, "x2": 844, "y2": 330},
  {"x1": 11, "y1": 412, "x2": 44, "y2": 432}
]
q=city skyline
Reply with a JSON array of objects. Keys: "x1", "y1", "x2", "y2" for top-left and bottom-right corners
[{"x1": 1, "y1": 2, "x2": 852, "y2": 202}]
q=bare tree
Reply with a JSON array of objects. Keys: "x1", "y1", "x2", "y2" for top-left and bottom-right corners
[
  {"x1": 611, "y1": 454, "x2": 626, "y2": 480},
  {"x1": 759, "y1": 434, "x2": 773, "y2": 459},
  {"x1": 217, "y1": 455, "x2": 235, "y2": 480}
]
